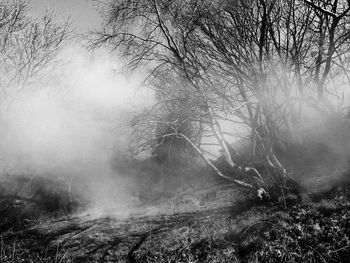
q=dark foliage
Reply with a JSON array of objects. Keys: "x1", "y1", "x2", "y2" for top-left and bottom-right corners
[
  {"x1": 0, "y1": 175, "x2": 79, "y2": 233},
  {"x1": 246, "y1": 189, "x2": 350, "y2": 262}
]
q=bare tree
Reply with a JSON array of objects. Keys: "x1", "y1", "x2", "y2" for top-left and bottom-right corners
[
  {"x1": 0, "y1": 0, "x2": 70, "y2": 98},
  {"x1": 93, "y1": 0, "x2": 350, "y2": 197},
  {"x1": 0, "y1": 0, "x2": 71, "y2": 208}
]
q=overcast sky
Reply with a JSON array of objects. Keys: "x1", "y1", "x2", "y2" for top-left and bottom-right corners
[{"x1": 29, "y1": 0, "x2": 101, "y2": 32}]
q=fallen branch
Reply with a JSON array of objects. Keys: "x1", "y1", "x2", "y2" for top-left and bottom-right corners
[{"x1": 178, "y1": 133, "x2": 255, "y2": 189}]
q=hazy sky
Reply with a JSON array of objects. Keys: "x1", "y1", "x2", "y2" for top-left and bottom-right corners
[{"x1": 29, "y1": 0, "x2": 101, "y2": 32}]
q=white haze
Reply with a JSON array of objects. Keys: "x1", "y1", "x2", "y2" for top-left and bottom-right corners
[{"x1": 0, "y1": 46, "x2": 154, "y2": 214}]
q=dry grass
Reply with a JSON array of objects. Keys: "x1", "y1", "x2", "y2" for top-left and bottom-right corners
[{"x1": 1, "y1": 181, "x2": 350, "y2": 262}]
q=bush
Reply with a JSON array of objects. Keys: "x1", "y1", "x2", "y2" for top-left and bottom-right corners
[
  {"x1": 0, "y1": 174, "x2": 79, "y2": 232},
  {"x1": 248, "y1": 198, "x2": 350, "y2": 262}
]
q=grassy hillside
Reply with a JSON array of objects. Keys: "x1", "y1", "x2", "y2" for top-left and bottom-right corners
[{"x1": 1, "y1": 181, "x2": 350, "y2": 262}]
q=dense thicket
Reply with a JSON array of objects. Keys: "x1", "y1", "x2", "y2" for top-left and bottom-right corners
[{"x1": 94, "y1": 0, "x2": 350, "y2": 196}]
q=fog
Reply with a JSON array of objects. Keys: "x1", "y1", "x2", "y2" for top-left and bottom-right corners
[
  {"x1": 0, "y1": 46, "x2": 154, "y2": 214},
  {"x1": 1, "y1": 44, "x2": 350, "y2": 218}
]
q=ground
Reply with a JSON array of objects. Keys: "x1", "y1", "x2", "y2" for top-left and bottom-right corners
[{"x1": 1, "y1": 184, "x2": 350, "y2": 263}]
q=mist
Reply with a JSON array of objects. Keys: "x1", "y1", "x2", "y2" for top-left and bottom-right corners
[{"x1": 0, "y1": 46, "x2": 154, "y2": 214}]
